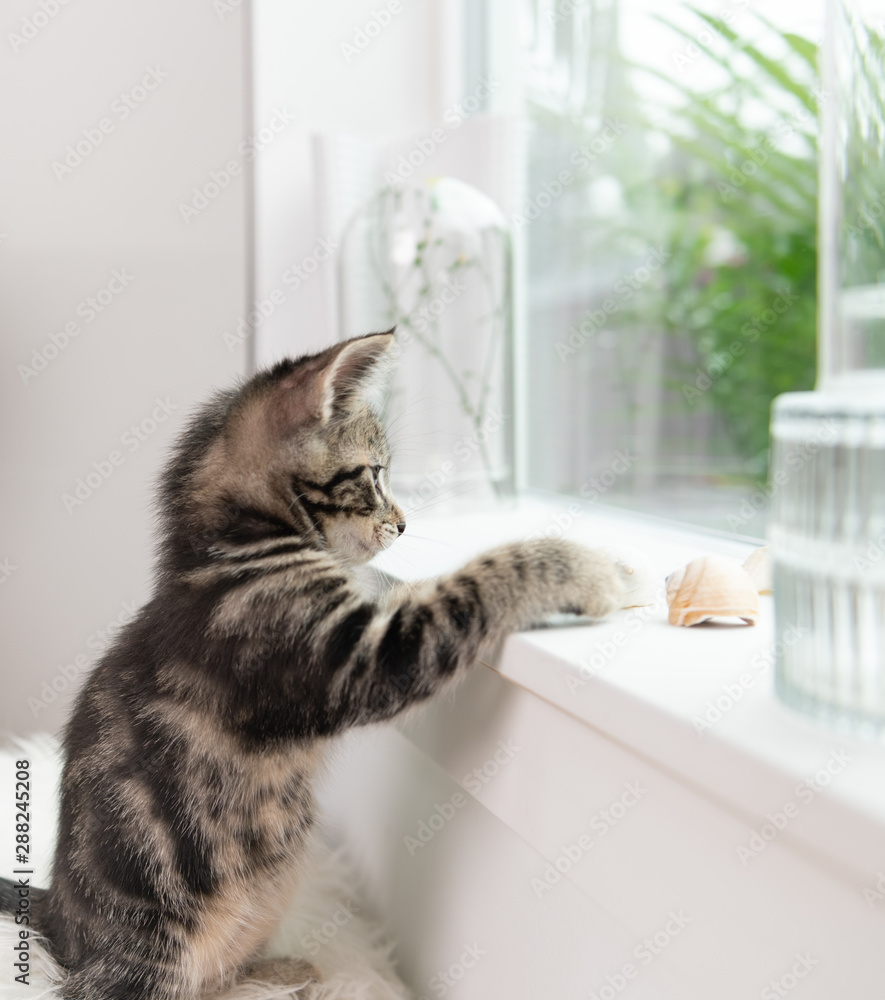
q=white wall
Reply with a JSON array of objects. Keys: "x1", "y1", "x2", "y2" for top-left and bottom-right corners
[
  {"x1": 0, "y1": 0, "x2": 250, "y2": 737},
  {"x1": 250, "y1": 0, "x2": 460, "y2": 366}
]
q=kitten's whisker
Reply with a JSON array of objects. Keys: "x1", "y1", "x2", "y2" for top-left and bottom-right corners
[{"x1": 394, "y1": 533, "x2": 457, "y2": 548}]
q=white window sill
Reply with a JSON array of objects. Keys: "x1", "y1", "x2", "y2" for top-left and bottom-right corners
[{"x1": 372, "y1": 493, "x2": 885, "y2": 887}]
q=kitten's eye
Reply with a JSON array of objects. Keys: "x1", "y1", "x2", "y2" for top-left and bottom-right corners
[{"x1": 371, "y1": 465, "x2": 383, "y2": 490}]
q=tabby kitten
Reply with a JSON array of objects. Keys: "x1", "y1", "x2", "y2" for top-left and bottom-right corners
[{"x1": 1, "y1": 331, "x2": 624, "y2": 999}]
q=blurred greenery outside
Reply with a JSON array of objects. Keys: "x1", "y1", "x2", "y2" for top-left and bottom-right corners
[{"x1": 523, "y1": 4, "x2": 819, "y2": 528}]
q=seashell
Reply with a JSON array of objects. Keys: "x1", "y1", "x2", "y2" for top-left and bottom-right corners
[
  {"x1": 599, "y1": 544, "x2": 658, "y2": 607},
  {"x1": 742, "y1": 545, "x2": 772, "y2": 594},
  {"x1": 666, "y1": 555, "x2": 759, "y2": 627}
]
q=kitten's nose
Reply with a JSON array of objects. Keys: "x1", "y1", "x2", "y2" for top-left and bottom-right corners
[{"x1": 396, "y1": 521, "x2": 406, "y2": 535}]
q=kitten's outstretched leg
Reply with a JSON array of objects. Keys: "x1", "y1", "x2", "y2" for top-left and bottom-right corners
[{"x1": 320, "y1": 538, "x2": 624, "y2": 730}]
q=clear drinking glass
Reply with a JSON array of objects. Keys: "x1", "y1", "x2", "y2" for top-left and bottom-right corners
[{"x1": 770, "y1": 0, "x2": 885, "y2": 735}]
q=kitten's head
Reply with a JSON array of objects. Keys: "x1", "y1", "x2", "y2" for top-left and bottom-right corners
[{"x1": 161, "y1": 331, "x2": 405, "y2": 567}]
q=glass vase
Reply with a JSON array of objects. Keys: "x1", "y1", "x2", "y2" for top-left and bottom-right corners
[
  {"x1": 770, "y1": 0, "x2": 885, "y2": 736},
  {"x1": 337, "y1": 177, "x2": 515, "y2": 514}
]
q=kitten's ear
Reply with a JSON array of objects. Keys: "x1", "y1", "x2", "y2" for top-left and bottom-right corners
[
  {"x1": 319, "y1": 329, "x2": 396, "y2": 419},
  {"x1": 278, "y1": 330, "x2": 396, "y2": 427}
]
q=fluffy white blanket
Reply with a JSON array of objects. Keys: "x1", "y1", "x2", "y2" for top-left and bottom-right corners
[{"x1": 0, "y1": 735, "x2": 412, "y2": 1000}]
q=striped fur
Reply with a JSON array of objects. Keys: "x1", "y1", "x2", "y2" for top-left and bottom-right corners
[{"x1": 8, "y1": 332, "x2": 623, "y2": 999}]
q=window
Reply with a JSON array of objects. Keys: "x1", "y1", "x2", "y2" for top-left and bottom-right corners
[{"x1": 497, "y1": 0, "x2": 821, "y2": 533}]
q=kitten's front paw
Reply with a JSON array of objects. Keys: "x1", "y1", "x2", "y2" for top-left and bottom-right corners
[
  {"x1": 525, "y1": 539, "x2": 624, "y2": 620},
  {"x1": 597, "y1": 543, "x2": 659, "y2": 608},
  {"x1": 569, "y1": 546, "x2": 625, "y2": 619}
]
